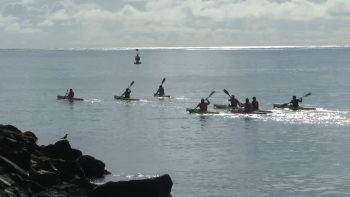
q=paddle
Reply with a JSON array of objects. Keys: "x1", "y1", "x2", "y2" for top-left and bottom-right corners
[
  {"x1": 224, "y1": 89, "x2": 242, "y2": 107},
  {"x1": 154, "y1": 78, "x2": 166, "y2": 97},
  {"x1": 281, "y1": 92, "x2": 312, "y2": 106},
  {"x1": 118, "y1": 81, "x2": 135, "y2": 99},
  {"x1": 189, "y1": 91, "x2": 215, "y2": 113},
  {"x1": 64, "y1": 89, "x2": 68, "y2": 97}
]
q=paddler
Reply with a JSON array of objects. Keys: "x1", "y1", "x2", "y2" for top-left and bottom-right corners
[
  {"x1": 242, "y1": 98, "x2": 252, "y2": 112},
  {"x1": 288, "y1": 96, "x2": 302, "y2": 107},
  {"x1": 156, "y1": 85, "x2": 165, "y2": 96},
  {"x1": 67, "y1": 89, "x2": 74, "y2": 99},
  {"x1": 197, "y1": 98, "x2": 210, "y2": 111},
  {"x1": 228, "y1": 95, "x2": 241, "y2": 107},
  {"x1": 121, "y1": 88, "x2": 131, "y2": 98},
  {"x1": 252, "y1": 97, "x2": 259, "y2": 109}
]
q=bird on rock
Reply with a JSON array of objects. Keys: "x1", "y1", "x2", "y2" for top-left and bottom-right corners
[{"x1": 61, "y1": 134, "x2": 68, "y2": 140}]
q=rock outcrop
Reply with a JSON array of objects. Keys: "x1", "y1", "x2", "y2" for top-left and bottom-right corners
[{"x1": 0, "y1": 124, "x2": 173, "y2": 197}]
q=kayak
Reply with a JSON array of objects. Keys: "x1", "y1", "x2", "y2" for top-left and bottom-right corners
[
  {"x1": 186, "y1": 108, "x2": 219, "y2": 114},
  {"x1": 214, "y1": 104, "x2": 243, "y2": 110},
  {"x1": 154, "y1": 93, "x2": 171, "y2": 98},
  {"x1": 273, "y1": 104, "x2": 315, "y2": 110},
  {"x1": 214, "y1": 104, "x2": 272, "y2": 113},
  {"x1": 57, "y1": 96, "x2": 84, "y2": 101},
  {"x1": 114, "y1": 96, "x2": 140, "y2": 101},
  {"x1": 231, "y1": 110, "x2": 267, "y2": 115}
]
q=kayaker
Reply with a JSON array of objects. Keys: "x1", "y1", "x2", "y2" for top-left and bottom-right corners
[
  {"x1": 197, "y1": 98, "x2": 210, "y2": 111},
  {"x1": 288, "y1": 96, "x2": 302, "y2": 107},
  {"x1": 242, "y1": 98, "x2": 252, "y2": 112},
  {"x1": 252, "y1": 97, "x2": 259, "y2": 109},
  {"x1": 67, "y1": 89, "x2": 74, "y2": 99},
  {"x1": 122, "y1": 88, "x2": 131, "y2": 98},
  {"x1": 156, "y1": 85, "x2": 165, "y2": 96},
  {"x1": 228, "y1": 95, "x2": 241, "y2": 107}
]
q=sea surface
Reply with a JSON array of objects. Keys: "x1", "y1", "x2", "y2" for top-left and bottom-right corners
[{"x1": 1, "y1": 46, "x2": 350, "y2": 196}]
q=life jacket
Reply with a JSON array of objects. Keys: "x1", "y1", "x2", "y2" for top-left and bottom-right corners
[
  {"x1": 72, "y1": 91, "x2": 74, "y2": 98},
  {"x1": 125, "y1": 91, "x2": 130, "y2": 98},
  {"x1": 231, "y1": 98, "x2": 237, "y2": 107},
  {"x1": 246, "y1": 102, "x2": 252, "y2": 110},
  {"x1": 200, "y1": 103, "x2": 208, "y2": 111},
  {"x1": 291, "y1": 99, "x2": 299, "y2": 107},
  {"x1": 159, "y1": 87, "x2": 164, "y2": 94},
  {"x1": 252, "y1": 100, "x2": 259, "y2": 109}
]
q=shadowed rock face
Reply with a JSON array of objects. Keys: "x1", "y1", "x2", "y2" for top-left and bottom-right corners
[
  {"x1": 41, "y1": 140, "x2": 83, "y2": 161},
  {"x1": 77, "y1": 155, "x2": 105, "y2": 178},
  {"x1": 30, "y1": 170, "x2": 63, "y2": 188}
]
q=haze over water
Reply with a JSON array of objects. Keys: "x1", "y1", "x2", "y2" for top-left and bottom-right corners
[{"x1": 1, "y1": 47, "x2": 350, "y2": 196}]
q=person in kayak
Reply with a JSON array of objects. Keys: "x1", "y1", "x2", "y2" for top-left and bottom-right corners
[
  {"x1": 242, "y1": 98, "x2": 252, "y2": 112},
  {"x1": 288, "y1": 96, "x2": 302, "y2": 107},
  {"x1": 252, "y1": 97, "x2": 259, "y2": 109},
  {"x1": 67, "y1": 89, "x2": 74, "y2": 99},
  {"x1": 228, "y1": 95, "x2": 241, "y2": 107},
  {"x1": 122, "y1": 88, "x2": 131, "y2": 98},
  {"x1": 197, "y1": 98, "x2": 210, "y2": 111},
  {"x1": 156, "y1": 85, "x2": 164, "y2": 96}
]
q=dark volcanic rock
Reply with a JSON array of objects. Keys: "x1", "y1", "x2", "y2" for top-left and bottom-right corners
[
  {"x1": 35, "y1": 160, "x2": 59, "y2": 174},
  {"x1": 69, "y1": 177, "x2": 94, "y2": 192},
  {"x1": 41, "y1": 141, "x2": 82, "y2": 161},
  {"x1": 14, "y1": 179, "x2": 46, "y2": 194},
  {"x1": 0, "y1": 155, "x2": 29, "y2": 178},
  {"x1": 77, "y1": 155, "x2": 105, "y2": 178},
  {"x1": 0, "y1": 125, "x2": 22, "y2": 134},
  {"x1": 23, "y1": 131, "x2": 38, "y2": 144},
  {"x1": 5, "y1": 186, "x2": 33, "y2": 197},
  {"x1": 88, "y1": 174, "x2": 173, "y2": 197},
  {"x1": 0, "y1": 147, "x2": 31, "y2": 171},
  {"x1": 0, "y1": 173, "x2": 23, "y2": 187},
  {"x1": 35, "y1": 188, "x2": 72, "y2": 197},
  {"x1": 0, "y1": 189, "x2": 9, "y2": 197},
  {"x1": 58, "y1": 172, "x2": 76, "y2": 183},
  {"x1": 30, "y1": 170, "x2": 62, "y2": 188},
  {"x1": 53, "y1": 161, "x2": 85, "y2": 178}
]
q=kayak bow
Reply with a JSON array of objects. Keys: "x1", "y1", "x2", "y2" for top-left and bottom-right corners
[
  {"x1": 273, "y1": 104, "x2": 315, "y2": 110},
  {"x1": 57, "y1": 95, "x2": 84, "y2": 101},
  {"x1": 186, "y1": 108, "x2": 219, "y2": 114},
  {"x1": 114, "y1": 96, "x2": 140, "y2": 101}
]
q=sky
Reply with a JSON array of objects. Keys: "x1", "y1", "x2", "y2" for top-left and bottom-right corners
[{"x1": 0, "y1": 0, "x2": 350, "y2": 48}]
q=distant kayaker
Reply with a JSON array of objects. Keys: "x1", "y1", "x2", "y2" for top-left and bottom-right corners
[
  {"x1": 122, "y1": 88, "x2": 131, "y2": 98},
  {"x1": 243, "y1": 98, "x2": 252, "y2": 112},
  {"x1": 228, "y1": 95, "x2": 241, "y2": 107},
  {"x1": 156, "y1": 85, "x2": 165, "y2": 96},
  {"x1": 197, "y1": 98, "x2": 210, "y2": 111},
  {"x1": 67, "y1": 89, "x2": 74, "y2": 99},
  {"x1": 288, "y1": 96, "x2": 302, "y2": 107},
  {"x1": 252, "y1": 97, "x2": 259, "y2": 109}
]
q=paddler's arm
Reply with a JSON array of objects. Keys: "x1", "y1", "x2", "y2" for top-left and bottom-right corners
[{"x1": 206, "y1": 99, "x2": 210, "y2": 105}]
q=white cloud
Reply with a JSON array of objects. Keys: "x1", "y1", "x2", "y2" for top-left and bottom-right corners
[
  {"x1": 4, "y1": 22, "x2": 42, "y2": 33},
  {"x1": 38, "y1": 19, "x2": 53, "y2": 26}
]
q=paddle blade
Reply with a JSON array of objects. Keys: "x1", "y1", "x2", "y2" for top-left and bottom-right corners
[
  {"x1": 129, "y1": 81, "x2": 135, "y2": 88},
  {"x1": 303, "y1": 92, "x2": 312, "y2": 98},
  {"x1": 161, "y1": 78, "x2": 166, "y2": 85},
  {"x1": 206, "y1": 91, "x2": 215, "y2": 99},
  {"x1": 223, "y1": 89, "x2": 230, "y2": 97}
]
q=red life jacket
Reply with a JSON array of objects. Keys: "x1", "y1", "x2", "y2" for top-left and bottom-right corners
[
  {"x1": 231, "y1": 99, "x2": 237, "y2": 107},
  {"x1": 246, "y1": 102, "x2": 252, "y2": 110},
  {"x1": 159, "y1": 87, "x2": 164, "y2": 94},
  {"x1": 200, "y1": 103, "x2": 208, "y2": 111},
  {"x1": 252, "y1": 100, "x2": 259, "y2": 109},
  {"x1": 125, "y1": 91, "x2": 130, "y2": 98},
  {"x1": 72, "y1": 92, "x2": 74, "y2": 98}
]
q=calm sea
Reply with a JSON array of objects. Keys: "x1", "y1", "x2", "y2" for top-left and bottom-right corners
[{"x1": 1, "y1": 47, "x2": 350, "y2": 196}]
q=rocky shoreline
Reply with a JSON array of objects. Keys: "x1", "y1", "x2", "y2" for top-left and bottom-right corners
[{"x1": 0, "y1": 124, "x2": 173, "y2": 197}]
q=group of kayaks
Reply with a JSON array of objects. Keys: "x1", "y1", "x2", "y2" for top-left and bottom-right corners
[{"x1": 58, "y1": 79, "x2": 316, "y2": 115}]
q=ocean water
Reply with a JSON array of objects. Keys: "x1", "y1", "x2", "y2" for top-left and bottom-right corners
[{"x1": 1, "y1": 47, "x2": 350, "y2": 196}]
